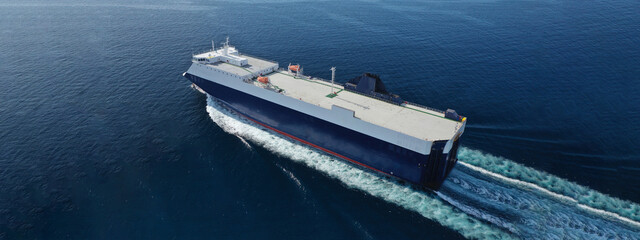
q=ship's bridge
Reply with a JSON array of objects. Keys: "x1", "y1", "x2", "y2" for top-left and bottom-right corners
[
  {"x1": 192, "y1": 40, "x2": 248, "y2": 67},
  {"x1": 192, "y1": 38, "x2": 278, "y2": 80}
]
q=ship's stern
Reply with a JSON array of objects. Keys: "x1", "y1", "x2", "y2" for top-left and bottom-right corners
[{"x1": 421, "y1": 118, "x2": 466, "y2": 190}]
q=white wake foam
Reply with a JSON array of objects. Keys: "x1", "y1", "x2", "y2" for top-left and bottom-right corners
[
  {"x1": 204, "y1": 96, "x2": 514, "y2": 240},
  {"x1": 457, "y1": 148, "x2": 640, "y2": 228}
]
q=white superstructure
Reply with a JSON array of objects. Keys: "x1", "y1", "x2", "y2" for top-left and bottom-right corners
[{"x1": 186, "y1": 39, "x2": 466, "y2": 155}]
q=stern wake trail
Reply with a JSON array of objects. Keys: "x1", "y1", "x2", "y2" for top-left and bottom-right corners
[
  {"x1": 435, "y1": 149, "x2": 640, "y2": 239},
  {"x1": 439, "y1": 165, "x2": 640, "y2": 239},
  {"x1": 203, "y1": 95, "x2": 639, "y2": 239},
  {"x1": 457, "y1": 148, "x2": 640, "y2": 227}
]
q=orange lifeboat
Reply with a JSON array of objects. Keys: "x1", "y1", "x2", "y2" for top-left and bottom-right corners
[
  {"x1": 289, "y1": 65, "x2": 300, "y2": 72},
  {"x1": 257, "y1": 76, "x2": 269, "y2": 84}
]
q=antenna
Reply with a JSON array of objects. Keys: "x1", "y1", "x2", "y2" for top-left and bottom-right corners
[
  {"x1": 330, "y1": 67, "x2": 336, "y2": 95},
  {"x1": 212, "y1": 40, "x2": 215, "y2": 51},
  {"x1": 224, "y1": 36, "x2": 230, "y2": 55}
]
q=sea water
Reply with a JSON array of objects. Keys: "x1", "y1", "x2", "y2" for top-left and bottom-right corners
[{"x1": 0, "y1": 0, "x2": 638, "y2": 239}]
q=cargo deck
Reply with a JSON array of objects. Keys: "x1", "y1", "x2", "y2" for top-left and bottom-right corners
[
  {"x1": 194, "y1": 53, "x2": 464, "y2": 142},
  {"x1": 263, "y1": 69, "x2": 463, "y2": 141},
  {"x1": 191, "y1": 40, "x2": 464, "y2": 142}
]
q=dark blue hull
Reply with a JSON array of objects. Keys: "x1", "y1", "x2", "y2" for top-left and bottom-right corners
[{"x1": 186, "y1": 74, "x2": 459, "y2": 190}]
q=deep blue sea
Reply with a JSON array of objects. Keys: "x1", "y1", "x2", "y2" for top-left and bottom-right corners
[{"x1": 1, "y1": 0, "x2": 639, "y2": 239}]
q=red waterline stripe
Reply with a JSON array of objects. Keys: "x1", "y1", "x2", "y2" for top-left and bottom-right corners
[{"x1": 237, "y1": 112, "x2": 390, "y2": 176}]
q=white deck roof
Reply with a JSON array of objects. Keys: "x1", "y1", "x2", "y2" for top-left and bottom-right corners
[
  {"x1": 265, "y1": 70, "x2": 463, "y2": 141},
  {"x1": 199, "y1": 52, "x2": 464, "y2": 141}
]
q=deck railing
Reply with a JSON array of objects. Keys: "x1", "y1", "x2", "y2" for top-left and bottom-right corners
[
  {"x1": 192, "y1": 45, "x2": 242, "y2": 57},
  {"x1": 404, "y1": 102, "x2": 446, "y2": 114},
  {"x1": 192, "y1": 48, "x2": 214, "y2": 56}
]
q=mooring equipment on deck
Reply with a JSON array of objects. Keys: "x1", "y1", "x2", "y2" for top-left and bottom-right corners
[{"x1": 445, "y1": 109, "x2": 461, "y2": 121}]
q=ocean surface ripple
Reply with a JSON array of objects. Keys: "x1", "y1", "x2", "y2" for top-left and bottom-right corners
[{"x1": 1, "y1": 0, "x2": 639, "y2": 238}]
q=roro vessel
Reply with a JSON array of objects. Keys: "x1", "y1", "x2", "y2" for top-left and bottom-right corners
[{"x1": 184, "y1": 38, "x2": 466, "y2": 190}]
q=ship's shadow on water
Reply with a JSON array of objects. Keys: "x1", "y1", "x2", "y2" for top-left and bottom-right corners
[{"x1": 203, "y1": 94, "x2": 640, "y2": 240}]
